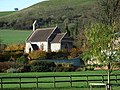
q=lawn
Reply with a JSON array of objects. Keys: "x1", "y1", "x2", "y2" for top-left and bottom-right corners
[
  {"x1": 0, "y1": 70, "x2": 120, "y2": 90},
  {"x1": 0, "y1": 29, "x2": 31, "y2": 44}
]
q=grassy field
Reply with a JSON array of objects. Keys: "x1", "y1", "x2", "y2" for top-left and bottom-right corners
[
  {"x1": 0, "y1": 70, "x2": 120, "y2": 90},
  {"x1": 0, "y1": 29, "x2": 31, "y2": 44},
  {"x1": 0, "y1": 11, "x2": 15, "y2": 17}
]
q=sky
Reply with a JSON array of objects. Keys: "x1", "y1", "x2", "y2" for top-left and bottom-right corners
[{"x1": 0, "y1": 0, "x2": 47, "y2": 11}]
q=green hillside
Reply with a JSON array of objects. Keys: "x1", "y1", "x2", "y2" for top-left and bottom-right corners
[
  {"x1": 0, "y1": 0, "x2": 98, "y2": 30},
  {"x1": 0, "y1": 11, "x2": 15, "y2": 17}
]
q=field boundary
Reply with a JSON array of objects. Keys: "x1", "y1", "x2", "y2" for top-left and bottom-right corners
[{"x1": 0, "y1": 74, "x2": 120, "y2": 89}]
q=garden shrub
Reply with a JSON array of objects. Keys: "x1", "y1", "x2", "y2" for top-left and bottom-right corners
[
  {"x1": 17, "y1": 65, "x2": 31, "y2": 72},
  {"x1": 0, "y1": 62, "x2": 12, "y2": 72},
  {"x1": 46, "y1": 50, "x2": 69, "y2": 59},
  {"x1": 68, "y1": 48, "x2": 83, "y2": 59},
  {"x1": 28, "y1": 50, "x2": 46, "y2": 59},
  {"x1": 30, "y1": 60, "x2": 56, "y2": 72},
  {"x1": 5, "y1": 43, "x2": 25, "y2": 51},
  {"x1": 6, "y1": 68, "x2": 18, "y2": 73},
  {"x1": 85, "y1": 64, "x2": 94, "y2": 71},
  {"x1": 17, "y1": 56, "x2": 28, "y2": 65},
  {"x1": 53, "y1": 66, "x2": 75, "y2": 72}
]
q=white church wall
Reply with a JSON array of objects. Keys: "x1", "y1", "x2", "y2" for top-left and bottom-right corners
[
  {"x1": 25, "y1": 42, "x2": 48, "y2": 53},
  {"x1": 51, "y1": 43, "x2": 61, "y2": 52}
]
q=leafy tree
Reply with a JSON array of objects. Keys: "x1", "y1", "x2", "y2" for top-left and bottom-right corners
[{"x1": 85, "y1": 23, "x2": 119, "y2": 90}]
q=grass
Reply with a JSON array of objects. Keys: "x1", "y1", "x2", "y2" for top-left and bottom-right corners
[
  {"x1": 1, "y1": 70, "x2": 120, "y2": 77},
  {"x1": 0, "y1": 29, "x2": 31, "y2": 44},
  {"x1": 0, "y1": 70, "x2": 120, "y2": 89},
  {"x1": 0, "y1": 11, "x2": 15, "y2": 17}
]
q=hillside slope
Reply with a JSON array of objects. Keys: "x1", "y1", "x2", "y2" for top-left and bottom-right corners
[{"x1": 0, "y1": 0, "x2": 98, "y2": 30}]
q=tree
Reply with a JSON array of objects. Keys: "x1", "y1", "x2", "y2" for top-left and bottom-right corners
[
  {"x1": 14, "y1": 8, "x2": 19, "y2": 11},
  {"x1": 85, "y1": 23, "x2": 119, "y2": 90},
  {"x1": 98, "y1": 0, "x2": 120, "y2": 26}
]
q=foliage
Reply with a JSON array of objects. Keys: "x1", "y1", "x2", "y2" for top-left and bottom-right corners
[
  {"x1": 0, "y1": 51, "x2": 23, "y2": 62},
  {"x1": 46, "y1": 50, "x2": 69, "y2": 59},
  {"x1": 68, "y1": 48, "x2": 83, "y2": 59},
  {"x1": 85, "y1": 23, "x2": 119, "y2": 69},
  {"x1": 16, "y1": 56, "x2": 28, "y2": 65},
  {"x1": 28, "y1": 50, "x2": 46, "y2": 59},
  {"x1": 53, "y1": 66, "x2": 75, "y2": 72},
  {"x1": 30, "y1": 60, "x2": 56, "y2": 72},
  {"x1": 2, "y1": 43, "x2": 25, "y2": 62},
  {"x1": 6, "y1": 68, "x2": 18, "y2": 73},
  {"x1": 97, "y1": 0, "x2": 120, "y2": 26},
  {"x1": 5, "y1": 43, "x2": 25, "y2": 51},
  {"x1": 0, "y1": 62, "x2": 12, "y2": 72}
]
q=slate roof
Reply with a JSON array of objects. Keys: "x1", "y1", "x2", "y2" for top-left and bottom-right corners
[
  {"x1": 51, "y1": 33, "x2": 66, "y2": 43},
  {"x1": 27, "y1": 28, "x2": 54, "y2": 42}
]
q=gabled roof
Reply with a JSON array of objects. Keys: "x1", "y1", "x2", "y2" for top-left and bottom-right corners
[
  {"x1": 26, "y1": 27, "x2": 56, "y2": 42},
  {"x1": 51, "y1": 33, "x2": 66, "y2": 43}
]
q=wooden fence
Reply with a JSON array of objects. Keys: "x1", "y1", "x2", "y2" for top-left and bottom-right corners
[{"x1": 0, "y1": 74, "x2": 120, "y2": 89}]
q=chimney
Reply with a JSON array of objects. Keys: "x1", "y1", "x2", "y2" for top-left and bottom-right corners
[{"x1": 33, "y1": 20, "x2": 37, "y2": 31}]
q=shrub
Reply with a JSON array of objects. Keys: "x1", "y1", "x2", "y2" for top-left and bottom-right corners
[
  {"x1": 69, "y1": 48, "x2": 83, "y2": 59},
  {"x1": 0, "y1": 62, "x2": 12, "y2": 72},
  {"x1": 17, "y1": 56, "x2": 28, "y2": 65},
  {"x1": 5, "y1": 43, "x2": 25, "y2": 51},
  {"x1": 30, "y1": 60, "x2": 56, "y2": 72},
  {"x1": 6, "y1": 68, "x2": 18, "y2": 73},
  {"x1": 46, "y1": 50, "x2": 69, "y2": 59},
  {"x1": 85, "y1": 64, "x2": 94, "y2": 71},
  {"x1": 53, "y1": 66, "x2": 75, "y2": 72},
  {"x1": 17, "y1": 65, "x2": 30, "y2": 72},
  {"x1": 29, "y1": 50, "x2": 46, "y2": 59}
]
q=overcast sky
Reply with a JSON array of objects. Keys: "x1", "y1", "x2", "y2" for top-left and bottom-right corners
[{"x1": 0, "y1": 0, "x2": 47, "y2": 11}]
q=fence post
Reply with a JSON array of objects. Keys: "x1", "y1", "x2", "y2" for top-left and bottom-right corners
[
  {"x1": 86, "y1": 75, "x2": 89, "y2": 87},
  {"x1": 36, "y1": 76, "x2": 38, "y2": 88},
  {"x1": 70, "y1": 75, "x2": 72, "y2": 87},
  {"x1": 19, "y1": 77, "x2": 21, "y2": 88},
  {"x1": 1, "y1": 77, "x2": 3, "y2": 89},
  {"x1": 102, "y1": 75, "x2": 104, "y2": 83},
  {"x1": 54, "y1": 76, "x2": 56, "y2": 88}
]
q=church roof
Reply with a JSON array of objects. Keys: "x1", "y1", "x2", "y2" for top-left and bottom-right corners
[
  {"x1": 26, "y1": 27, "x2": 56, "y2": 42},
  {"x1": 51, "y1": 33, "x2": 66, "y2": 43}
]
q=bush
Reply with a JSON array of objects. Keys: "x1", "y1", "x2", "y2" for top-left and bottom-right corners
[
  {"x1": 53, "y1": 66, "x2": 75, "y2": 72},
  {"x1": 17, "y1": 65, "x2": 31, "y2": 72},
  {"x1": 46, "y1": 50, "x2": 69, "y2": 59},
  {"x1": 29, "y1": 50, "x2": 46, "y2": 59},
  {"x1": 85, "y1": 64, "x2": 94, "y2": 71},
  {"x1": 17, "y1": 56, "x2": 28, "y2": 65},
  {"x1": 0, "y1": 62, "x2": 12, "y2": 72},
  {"x1": 6, "y1": 68, "x2": 18, "y2": 73},
  {"x1": 30, "y1": 60, "x2": 56, "y2": 72}
]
